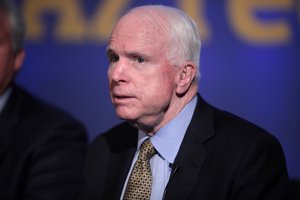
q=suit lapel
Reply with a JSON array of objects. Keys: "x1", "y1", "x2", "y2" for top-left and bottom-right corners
[
  {"x1": 103, "y1": 123, "x2": 138, "y2": 200},
  {"x1": 164, "y1": 95, "x2": 215, "y2": 199},
  {"x1": 105, "y1": 144, "x2": 136, "y2": 200}
]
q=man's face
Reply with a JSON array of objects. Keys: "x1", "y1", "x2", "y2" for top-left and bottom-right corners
[
  {"x1": 107, "y1": 13, "x2": 179, "y2": 131},
  {"x1": 0, "y1": 10, "x2": 19, "y2": 95}
]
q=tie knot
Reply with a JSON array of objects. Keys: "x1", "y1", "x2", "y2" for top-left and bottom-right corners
[{"x1": 139, "y1": 139, "x2": 156, "y2": 161}]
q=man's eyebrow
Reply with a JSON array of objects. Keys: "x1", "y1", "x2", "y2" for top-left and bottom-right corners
[
  {"x1": 126, "y1": 51, "x2": 148, "y2": 58},
  {"x1": 106, "y1": 48, "x2": 119, "y2": 57},
  {"x1": 105, "y1": 48, "x2": 149, "y2": 59},
  {"x1": 106, "y1": 46, "x2": 113, "y2": 54}
]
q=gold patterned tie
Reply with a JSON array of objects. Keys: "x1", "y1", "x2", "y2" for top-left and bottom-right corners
[{"x1": 123, "y1": 138, "x2": 157, "y2": 200}]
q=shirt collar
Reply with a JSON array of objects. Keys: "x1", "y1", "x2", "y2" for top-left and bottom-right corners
[
  {"x1": 0, "y1": 87, "x2": 12, "y2": 115},
  {"x1": 138, "y1": 95, "x2": 198, "y2": 164}
]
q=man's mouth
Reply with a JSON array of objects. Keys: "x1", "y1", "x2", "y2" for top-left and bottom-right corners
[{"x1": 112, "y1": 94, "x2": 135, "y2": 103}]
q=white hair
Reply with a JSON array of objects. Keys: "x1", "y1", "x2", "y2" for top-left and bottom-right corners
[{"x1": 127, "y1": 5, "x2": 201, "y2": 81}]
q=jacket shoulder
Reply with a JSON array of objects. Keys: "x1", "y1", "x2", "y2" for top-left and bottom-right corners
[
  {"x1": 91, "y1": 122, "x2": 137, "y2": 153},
  {"x1": 4, "y1": 85, "x2": 87, "y2": 146}
]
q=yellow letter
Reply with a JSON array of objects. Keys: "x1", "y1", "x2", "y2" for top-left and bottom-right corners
[
  {"x1": 177, "y1": 0, "x2": 211, "y2": 43},
  {"x1": 228, "y1": 0, "x2": 292, "y2": 44},
  {"x1": 87, "y1": 0, "x2": 131, "y2": 42},
  {"x1": 23, "y1": 0, "x2": 86, "y2": 41}
]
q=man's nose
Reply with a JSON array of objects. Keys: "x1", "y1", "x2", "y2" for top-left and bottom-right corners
[{"x1": 109, "y1": 59, "x2": 128, "y2": 83}]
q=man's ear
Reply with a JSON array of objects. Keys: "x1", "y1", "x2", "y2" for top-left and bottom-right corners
[
  {"x1": 175, "y1": 61, "x2": 197, "y2": 95},
  {"x1": 14, "y1": 49, "x2": 25, "y2": 72}
]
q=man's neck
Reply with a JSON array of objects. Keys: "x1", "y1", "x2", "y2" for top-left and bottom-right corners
[{"x1": 142, "y1": 86, "x2": 198, "y2": 135}]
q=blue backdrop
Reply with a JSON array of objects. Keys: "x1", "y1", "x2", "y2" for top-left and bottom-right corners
[{"x1": 15, "y1": 0, "x2": 300, "y2": 179}]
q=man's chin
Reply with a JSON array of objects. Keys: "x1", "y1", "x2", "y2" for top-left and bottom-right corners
[{"x1": 115, "y1": 110, "x2": 137, "y2": 122}]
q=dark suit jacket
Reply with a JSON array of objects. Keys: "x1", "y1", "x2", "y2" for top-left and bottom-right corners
[
  {"x1": 0, "y1": 85, "x2": 88, "y2": 200},
  {"x1": 80, "y1": 95, "x2": 288, "y2": 200}
]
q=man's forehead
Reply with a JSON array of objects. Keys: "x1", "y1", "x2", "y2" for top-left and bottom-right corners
[
  {"x1": 109, "y1": 27, "x2": 166, "y2": 50},
  {"x1": 108, "y1": 32, "x2": 166, "y2": 55},
  {"x1": 112, "y1": 9, "x2": 166, "y2": 38},
  {"x1": 107, "y1": 10, "x2": 168, "y2": 54}
]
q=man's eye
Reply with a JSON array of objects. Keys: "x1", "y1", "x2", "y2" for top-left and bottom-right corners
[
  {"x1": 109, "y1": 54, "x2": 119, "y2": 62},
  {"x1": 135, "y1": 57, "x2": 145, "y2": 63}
]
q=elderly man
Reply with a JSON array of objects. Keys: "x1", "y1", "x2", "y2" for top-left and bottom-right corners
[
  {"x1": 0, "y1": 1, "x2": 87, "y2": 199},
  {"x1": 80, "y1": 5, "x2": 288, "y2": 200}
]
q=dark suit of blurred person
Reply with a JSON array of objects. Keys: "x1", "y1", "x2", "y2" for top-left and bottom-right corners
[{"x1": 0, "y1": 1, "x2": 87, "y2": 199}]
